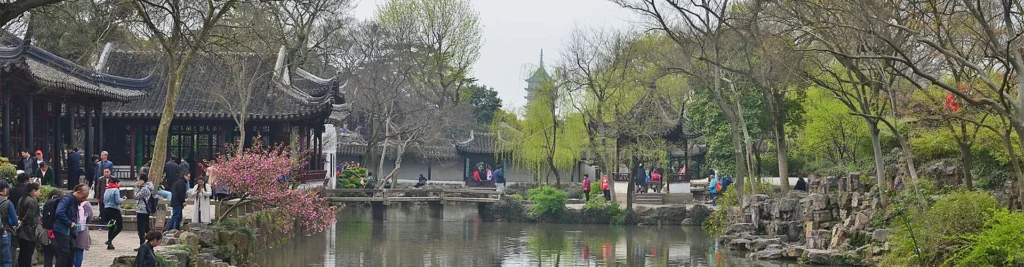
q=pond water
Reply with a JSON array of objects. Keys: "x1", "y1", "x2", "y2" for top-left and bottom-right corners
[{"x1": 258, "y1": 203, "x2": 798, "y2": 267}]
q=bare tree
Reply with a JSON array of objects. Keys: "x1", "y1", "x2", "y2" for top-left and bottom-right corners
[
  {"x1": 129, "y1": 0, "x2": 242, "y2": 186},
  {"x1": 207, "y1": 52, "x2": 275, "y2": 153},
  {"x1": 612, "y1": 0, "x2": 751, "y2": 202}
]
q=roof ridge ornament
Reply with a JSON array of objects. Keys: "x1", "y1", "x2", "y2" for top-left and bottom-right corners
[
  {"x1": 94, "y1": 42, "x2": 114, "y2": 72},
  {"x1": 274, "y1": 45, "x2": 290, "y2": 85}
]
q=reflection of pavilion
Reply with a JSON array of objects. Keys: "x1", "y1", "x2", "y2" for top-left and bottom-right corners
[{"x1": 0, "y1": 36, "x2": 154, "y2": 186}]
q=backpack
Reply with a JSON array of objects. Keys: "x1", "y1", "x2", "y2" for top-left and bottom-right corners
[
  {"x1": 41, "y1": 198, "x2": 59, "y2": 230},
  {"x1": 146, "y1": 194, "x2": 159, "y2": 214},
  {"x1": 715, "y1": 180, "x2": 723, "y2": 193}
]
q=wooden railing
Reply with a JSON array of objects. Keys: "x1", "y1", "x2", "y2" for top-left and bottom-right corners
[{"x1": 324, "y1": 188, "x2": 500, "y2": 204}]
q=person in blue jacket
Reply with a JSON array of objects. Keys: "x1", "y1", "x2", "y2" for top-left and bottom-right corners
[
  {"x1": 55, "y1": 184, "x2": 89, "y2": 267},
  {"x1": 0, "y1": 181, "x2": 20, "y2": 267}
]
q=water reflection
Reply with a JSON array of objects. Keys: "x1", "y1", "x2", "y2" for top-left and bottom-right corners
[{"x1": 259, "y1": 203, "x2": 798, "y2": 266}]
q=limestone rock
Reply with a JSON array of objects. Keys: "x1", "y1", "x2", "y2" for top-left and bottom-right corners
[
  {"x1": 728, "y1": 238, "x2": 752, "y2": 249},
  {"x1": 786, "y1": 221, "x2": 804, "y2": 242},
  {"x1": 872, "y1": 229, "x2": 891, "y2": 243},
  {"x1": 726, "y1": 223, "x2": 756, "y2": 235},
  {"x1": 785, "y1": 246, "x2": 805, "y2": 259},
  {"x1": 813, "y1": 210, "x2": 832, "y2": 222},
  {"x1": 751, "y1": 248, "x2": 785, "y2": 260},
  {"x1": 180, "y1": 231, "x2": 201, "y2": 255},
  {"x1": 745, "y1": 238, "x2": 783, "y2": 252},
  {"x1": 163, "y1": 237, "x2": 181, "y2": 246},
  {"x1": 681, "y1": 218, "x2": 692, "y2": 225},
  {"x1": 155, "y1": 246, "x2": 192, "y2": 267},
  {"x1": 194, "y1": 228, "x2": 218, "y2": 247},
  {"x1": 854, "y1": 212, "x2": 870, "y2": 230},
  {"x1": 810, "y1": 194, "x2": 828, "y2": 211},
  {"x1": 111, "y1": 255, "x2": 135, "y2": 267}
]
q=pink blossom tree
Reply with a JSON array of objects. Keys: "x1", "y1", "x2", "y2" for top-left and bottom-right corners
[{"x1": 206, "y1": 142, "x2": 337, "y2": 235}]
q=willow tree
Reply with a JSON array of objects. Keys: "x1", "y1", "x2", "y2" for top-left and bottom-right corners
[
  {"x1": 494, "y1": 77, "x2": 586, "y2": 186},
  {"x1": 131, "y1": 0, "x2": 242, "y2": 186}
]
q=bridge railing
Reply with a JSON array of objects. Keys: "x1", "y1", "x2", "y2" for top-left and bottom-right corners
[{"x1": 324, "y1": 188, "x2": 499, "y2": 203}]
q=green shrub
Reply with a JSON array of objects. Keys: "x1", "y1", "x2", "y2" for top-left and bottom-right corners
[
  {"x1": 489, "y1": 198, "x2": 529, "y2": 222},
  {"x1": 0, "y1": 158, "x2": 15, "y2": 184},
  {"x1": 883, "y1": 191, "x2": 1002, "y2": 266},
  {"x1": 951, "y1": 210, "x2": 1024, "y2": 266},
  {"x1": 582, "y1": 196, "x2": 625, "y2": 225},
  {"x1": 39, "y1": 185, "x2": 57, "y2": 201},
  {"x1": 527, "y1": 186, "x2": 567, "y2": 218},
  {"x1": 704, "y1": 187, "x2": 738, "y2": 235}
]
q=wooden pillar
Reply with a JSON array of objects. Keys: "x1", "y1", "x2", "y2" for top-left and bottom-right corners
[
  {"x1": 42, "y1": 103, "x2": 49, "y2": 158},
  {"x1": 96, "y1": 101, "x2": 103, "y2": 152},
  {"x1": 2, "y1": 87, "x2": 9, "y2": 158},
  {"x1": 53, "y1": 103, "x2": 62, "y2": 188},
  {"x1": 84, "y1": 103, "x2": 93, "y2": 168},
  {"x1": 26, "y1": 95, "x2": 33, "y2": 152},
  {"x1": 66, "y1": 103, "x2": 74, "y2": 149},
  {"x1": 130, "y1": 126, "x2": 137, "y2": 178}
]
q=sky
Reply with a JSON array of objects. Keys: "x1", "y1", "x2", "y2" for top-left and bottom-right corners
[{"x1": 352, "y1": 0, "x2": 643, "y2": 111}]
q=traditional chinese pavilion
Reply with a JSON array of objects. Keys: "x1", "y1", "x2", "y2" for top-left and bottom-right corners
[
  {"x1": 0, "y1": 37, "x2": 154, "y2": 186},
  {"x1": 98, "y1": 45, "x2": 339, "y2": 177}
]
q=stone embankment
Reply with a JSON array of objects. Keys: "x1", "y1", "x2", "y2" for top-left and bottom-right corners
[{"x1": 719, "y1": 174, "x2": 890, "y2": 265}]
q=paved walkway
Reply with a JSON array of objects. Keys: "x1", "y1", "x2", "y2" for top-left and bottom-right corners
[{"x1": 78, "y1": 203, "x2": 211, "y2": 266}]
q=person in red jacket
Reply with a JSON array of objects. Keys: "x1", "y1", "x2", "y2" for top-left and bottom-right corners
[
  {"x1": 582, "y1": 175, "x2": 592, "y2": 202},
  {"x1": 600, "y1": 175, "x2": 611, "y2": 200},
  {"x1": 651, "y1": 170, "x2": 663, "y2": 193}
]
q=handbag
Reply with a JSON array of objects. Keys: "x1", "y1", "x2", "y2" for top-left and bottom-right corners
[{"x1": 35, "y1": 226, "x2": 50, "y2": 246}]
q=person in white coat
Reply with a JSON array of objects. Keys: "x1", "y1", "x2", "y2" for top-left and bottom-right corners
[{"x1": 188, "y1": 177, "x2": 213, "y2": 225}]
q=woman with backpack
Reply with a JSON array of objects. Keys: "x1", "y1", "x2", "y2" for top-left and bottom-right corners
[
  {"x1": 40, "y1": 189, "x2": 65, "y2": 267},
  {"x1": 135, "y1": 174, "x2": 155, "y2": 246}
]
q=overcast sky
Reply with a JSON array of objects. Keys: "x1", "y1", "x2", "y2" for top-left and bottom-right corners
[{"x1": 352, "y1": 0, "x2": 642, "y2": 111}]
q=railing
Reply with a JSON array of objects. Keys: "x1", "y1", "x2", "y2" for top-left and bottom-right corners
[{"x1": 324, "y1": 188, "x2": 500, "y2": 204}]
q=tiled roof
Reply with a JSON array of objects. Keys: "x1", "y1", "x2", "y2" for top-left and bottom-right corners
[
  {"x1": 336, "y1": 138, "x2": 459, "y2": 161},
  {"x1": 100, "y1": 51, "x2": 337, "y2": 121},
  {"x1": 0, "y1": 39, "x2": 154, "y2": 102},
  {"x1": 456, "y1": 130, "x2": 497, "y2": 154}
]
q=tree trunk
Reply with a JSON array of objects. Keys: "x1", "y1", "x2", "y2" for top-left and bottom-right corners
[
  {"x1": 149, "y1": 61, "x2": 191, "y2": 187},
  {"x1": 236, "y1": 120, "x2": 246, "y2": 154},
  {"x1": 626, "y1": 156, "x2": 636, "y2": 211},
  {"x1": 768, "y1": 91, "x2": 790, "y2": 194},
  {"x1": 957, "y1": 139, "x2": 973, "y2": 190},
  {"x1": 1010, "y1": 125, "x2": 1024, "y2": 208},
  {"x1": 866, "y1": 119, "x2": 887, "y2": 206}
]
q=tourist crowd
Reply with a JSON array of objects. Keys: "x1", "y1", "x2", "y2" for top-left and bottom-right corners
[{"x1": 0, "y1": 149, "x2": 218, "y2": 267}]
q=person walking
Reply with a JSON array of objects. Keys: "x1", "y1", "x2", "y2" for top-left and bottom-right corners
[
  {"x1": 0, "y1": 181, "x2": 20, "y2": 267},
  {"x1": 135, "y1": 174, "x2": 154, "y2": 246},
  {"x1": 582, "y1": 174, "x2": 592, "y2": 202},
  {"x1": 493, "y1": 166, "x2": 506, "y2": 193},
  {"x1": 72, "y1": 196, "x2": 94, "y2": 266},
  {"x1": 600, "y1": 175, "x2": 611, "y2": 201},
  {"x1": 96, "y1": 168, "x2": 114, "y2": 216},
  {"x1": 134, "y1": 231, "x2": 163, "y2": 267},
  {"x1": 84, "y1": 155, "x2": 98, "y2": 189},
  {"x1": 66, "y1": 148, "x2": 83, "y2": 190},
  {"x1": 102, "y1": 177, "x2": 125, "y2": 250},
  {"x1": 179, "y1": 158, "x2": 191, "y2": 186},
  {"x1": 167, "y1": 173, "x2": 190, "y2": 231},
  {"x1": 164, "y1": 156, "x2": 180, "y2": 191},
  {"x1": 188, "y1": 177, "x2": 212, "y2": 226},
  {"x1": 40, "y1": 189, "x2": 65, "y2": 267},
  {"x1": 55, "y1": 184, "x2": 88, "y2": 267},
  {"x1": 94, "y1": 151, "x2": 113, "y2": 188},
  {"x1": 15, "y1": 183, "x2": 40, "y2": 267},
  {"x1": 708, "y1": 174, "x2": 720, "y2": 206}
]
